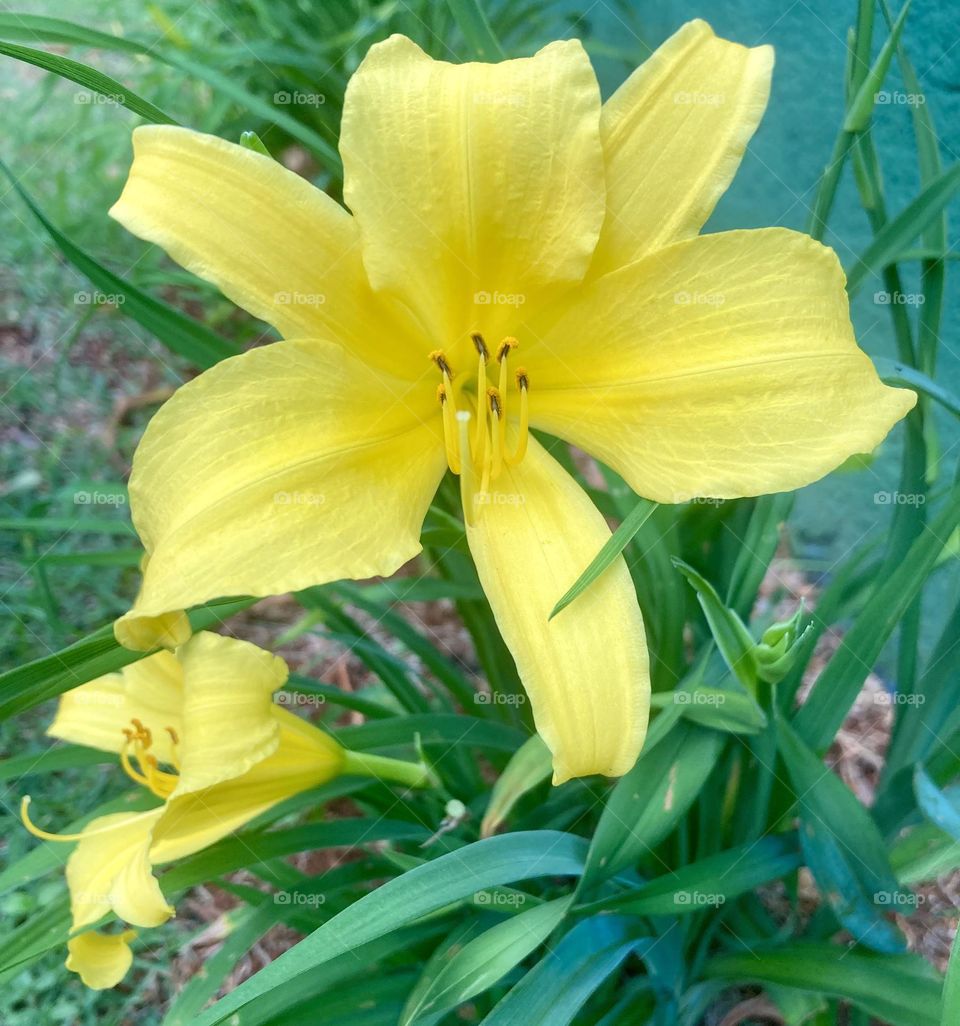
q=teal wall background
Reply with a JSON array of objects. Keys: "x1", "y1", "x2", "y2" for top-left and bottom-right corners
[{"x1": 590, "y1": 0, "x2": 960, "y2": 653}]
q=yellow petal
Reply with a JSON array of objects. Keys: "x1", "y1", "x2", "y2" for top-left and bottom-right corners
[
  {"x1": 528, "y1": 229, "x2": 916, "y2": 502},
  {"x1": 66, "y1": 930, "x2": 137, "y2": 990},
  {"x1": 590, "y1": 20, "x2": 773, "y2": 275},
  {"x1": 173, "y1": 632, "x2": 287, "y2": 795},
  {"x1": 465, "y1": 436, "x2": 649, "y2": 784},
  {"x1": 109, "y1": 125, "x2": 420, "y2": 377},
  {"x1": 151, "y1": 710, "x2": 344, "y2": 863},
  {"x1": 66, "y1": 809, "x2": 171, "y2": 930},
  {"x1": 114, "y1": 605, "x2": 191, "y2": 653},
  {"x1": 116, "y1": 339, "x2": 445, "y2": 649},
  {"x1": 340, "y1": 35, "x2": 605, "y2": 346},
  {"x1": 47, "y1": 651, "x2": 183, "y2": 764}
]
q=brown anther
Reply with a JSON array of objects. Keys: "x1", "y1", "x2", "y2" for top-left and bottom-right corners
[
  {"x1": 471, "y1": 332, "x2": 489, "y2": 360},
  {"x1": 496, "y1": 337, "x2": 518, "y2": 362},
  {"x1": 164, "y1": 726, "x2": 179, "y2": 745},
  {"x1": 487, "y1": 387, "x2": 502, "y2": 418},
  {"x1": 429, "y1": 350, "x2": 453, "y2": 377},
  {"x1": 515, "y1": 367, "x2": 529, "y2": 390},
  {"x1": 437, "y1": 384, "x2": 447, "y2": 404}
]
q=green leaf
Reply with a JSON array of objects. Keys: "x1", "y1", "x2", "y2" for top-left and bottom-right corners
[
  {"x1": 842, "y1": 0, "x2": 911, "y2": 132},
  {"x1": 0, "y1": 160, "x2": 240, "y2": 369},
  {"x1": 703, "y1": 944, "x2": 942, "y2": 1026},
  {"x1": 481, "y1": 734, "x2": 552, "y2": 837},
  {"x1": 550, "y1": 499, "x2": 657, "y2": 619},
  {"x1": 446, "y1": 0, "x2": 505, "y2": 60},
  {"x1": 672, "y1": 559, "x2": 757, "y2": 686},
  {"x1": 650, "y1": 688, "x2": 766, "y2": 735},
  {"x1": 944, "y1": 917, "x2": 960, "y2": 1025},
  {"x1": 0, "y1": 40, "x2": 177, "y2": 122},
  {"x1": 190, "y1": 832, "x2": 588, "y2": 1026},
  {"x1": 402, "y1": 896, "x2": 573, "y2": 1025},
  {"x1": 778, "y1": 714, "x2": 906, "y2": 952},
  {"x1": 794, "y1": 481, "x2": 960, "y2": 749},
  {"x1": 163, "y1": 905, "x2": 275, "y2": 1026},
  {"x1": 876, "y1": 358, "x2": 960, "y2": 420},
  {"x1": 481, "y1": 915, "x2": 639, "y2": 1025},
  {"x1": 0, "y1": 597, "x2": 254, "y2": 720},
  {"x1": 579, "y1": 834, "x2": 801, "y2": 918},
  {"x1": 0, "y1": 13, "x2": 148, "y2": 53},
  {"x1": 846, "y1": 163, "x2": 960, "y2": 296},
  {"x1": 582, "y1": 721, "x2": 723, "y2": 888},
  {"x1": 336, "y1": 714, "x2": 527, "y2": 754},
  {"x1": 914, "y1": 764, "x2": 960, "y2": 840}
]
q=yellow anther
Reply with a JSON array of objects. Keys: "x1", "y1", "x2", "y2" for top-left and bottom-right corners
[
  {"x1": 429, "y1": 350, "x2": 454, "y2": 378},
  {"x1": 471, "y1": 332, "x2": 490, "y2": 361}
]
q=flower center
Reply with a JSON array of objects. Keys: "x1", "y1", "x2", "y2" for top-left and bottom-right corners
[
  {"x1": 20, "y1": 718, "x2": 183, "y2": 843},
  {"x1": 430, "y1": 333, "x2": 529, "y2": 523},
  {"x1": 120, "y1": 718, "x2": 180, "y2": 799}
]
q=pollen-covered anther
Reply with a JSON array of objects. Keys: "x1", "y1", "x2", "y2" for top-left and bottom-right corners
[{"x1": 428, "y1": 349, "x2": 453, "y2": 378}]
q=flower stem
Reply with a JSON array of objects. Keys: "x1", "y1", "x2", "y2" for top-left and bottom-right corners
[{"x1": 341, "y1": 749, "x2": 437, "y2": 789}]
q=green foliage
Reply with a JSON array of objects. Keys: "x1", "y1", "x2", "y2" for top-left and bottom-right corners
[{"x1": 1, "y1": 1, "x2": 957, "y2": 1024}]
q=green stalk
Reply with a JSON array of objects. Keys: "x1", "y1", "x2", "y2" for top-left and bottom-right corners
[{"x1": 341, "y1": 749, "x2": 438, "y2": 790}]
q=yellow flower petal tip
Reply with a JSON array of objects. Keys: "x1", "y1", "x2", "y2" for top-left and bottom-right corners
[
  {"x1": 66, "y1": 930, "x2": 137, "y2": 990},
  {"x1": 114, "y1": 607, "x2": 191, "y2": 652}
]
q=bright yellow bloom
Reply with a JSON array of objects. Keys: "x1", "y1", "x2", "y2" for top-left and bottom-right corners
[
  {"x1": 22, "y1": 632, "x2": 346, "y2": 988},
  {"x1": 107, "y1": 23, "x2": 913, "y2": 784}
]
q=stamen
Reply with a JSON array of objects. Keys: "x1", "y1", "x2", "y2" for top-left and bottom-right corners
[
  {"x1": 487, "y1": 388, "x2": 504, "y2": 480},
  {"x1": 20, "y1": 795, "x2": 145, "y2": 844},
  {"x1": 457, "y1": 411, "x2": 477, "y2": 526},
  {"x1": 496, "y1": 337, "x2": 518, "y2": 397},
  {"x1": 429, "y1": 350, "x2": 454, "y2": 378},
  {"x1": 437, "y1": 384, "x2": 461, "y2": 473},
  {"x1": 471, "y1": 333, "x2": 489, "y2": 454},
  {"x1": 506, "y1": 368, "x2": 530, "y2": 466}
]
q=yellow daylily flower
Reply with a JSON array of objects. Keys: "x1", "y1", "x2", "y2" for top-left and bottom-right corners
[
  {"x1": 23, "y1": 632, "x2": 429, "y2": 988},
  {"x1": 107, "y1": 23, "x2": 914, "y2": 784}
]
